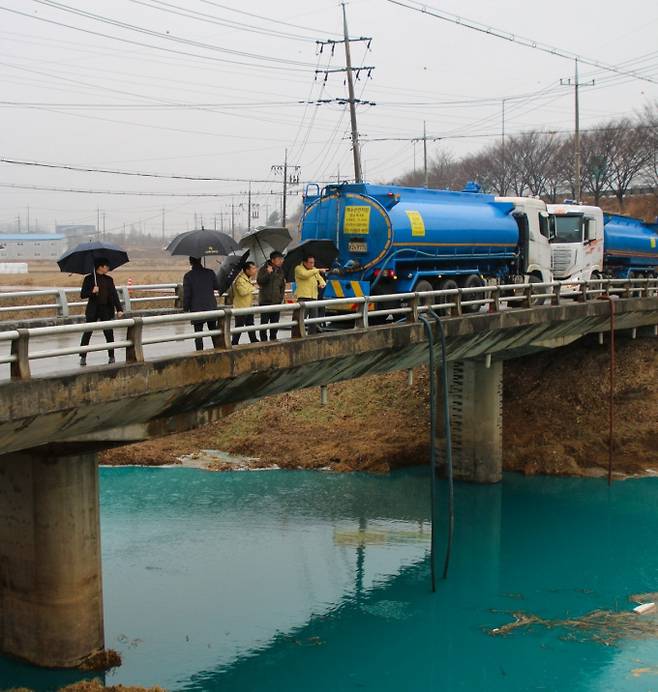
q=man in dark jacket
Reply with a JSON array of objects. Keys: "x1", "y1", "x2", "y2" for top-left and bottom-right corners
[
  {"x1": 256, "y1": 251, "x2": 286, "y2": 341},
  {"x1": 183, "y1": 256, "x2": 220, "y2": 351},
  {"x1": 79, "y1": 257, "x2": 124, "y2": 366}
]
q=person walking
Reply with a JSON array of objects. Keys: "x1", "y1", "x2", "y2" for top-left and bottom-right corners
[
  {"x1": 231, "y1": 261, "x2": 259, "y2": 346},
  {"x1": 79, "y1": 257, "x2": 124, "y2": 365},
  {"x1": 257, "y1": 250, "x2": 286, "y2": 341},
  {"x1": 293, "y1": 254, "x2": 327, "y2": 335},
  {"x1": 183, "y1": 256, "x2": 220, "y2": 351}
]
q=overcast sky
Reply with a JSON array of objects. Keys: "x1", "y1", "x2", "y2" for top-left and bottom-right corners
[{"x1": 1, "y1": 0, "x2": 657, "y2": 236}]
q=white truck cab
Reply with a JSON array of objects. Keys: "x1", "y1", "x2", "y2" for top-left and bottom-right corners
[
  {"x1": 496, "y1": 196, "x2": 554, "y2": 283},
  {"x1": 547, "y1": 203, "x2": 604, "y2": 282}
]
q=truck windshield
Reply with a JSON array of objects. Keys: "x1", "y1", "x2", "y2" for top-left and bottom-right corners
[{"x1": 550, "y1": 215, "x2": 583, "y2": 243}]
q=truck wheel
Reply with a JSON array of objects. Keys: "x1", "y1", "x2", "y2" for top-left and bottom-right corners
[
  {"x1": 415, "y1": 280, "x2": 435, "y2": 307},
  {"x1": 371, "y1": 281, "x2": 401, "y2": 324},
  {"x1": 459, "y1": 274, "x2": 485, "y2": 313},
  {"x1": 436, "y1": 278, "x2": 459, "y2": 315}
]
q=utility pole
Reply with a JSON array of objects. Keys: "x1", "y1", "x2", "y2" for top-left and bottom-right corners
[
  {"x1": 102, "y1": 211, "x2": 106, "y2": 239},
  {"x1": 501, "y1": 99, "x2": 506, "y2": 195},
  {"x1": 315, "y1": 8, "x2": 374, "y2": 183},
  {"x1": 26, "y1": 206, "x2": 30, "y2": 233},
  {"x1": 16, "y1": 215, "x2": 20, "y2": 233},
  {"x1": 271, "y1": 148, "x2": 300, "y2": 228},
  {"x1": 423, "y1": 120, "x2": 428, "y2": 188},
  {"x1": 561, "y1": 58, "x2": 594, "y2": 201},
  {"x1": 96, "y1": 207, "x2": 100, "y2": 237},
  {"x1": 161, "y1": 208, "x2": 165, "y2": 242},
  {"x1": 230, "y1": 198, "x2": 235, "y2": 240},
  {"x1": 247, "y1": 182, "x2": 252, "y2": 233}
]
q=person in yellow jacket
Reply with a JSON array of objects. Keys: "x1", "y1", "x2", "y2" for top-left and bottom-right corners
[
  {"x1": 231, "y1": 261, "x2": 259, "y2": 345},
  {"x1": 294, "y1": 254, "x2": 327, "y2": 334}
]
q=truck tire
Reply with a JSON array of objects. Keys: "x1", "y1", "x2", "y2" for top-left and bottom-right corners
[
  {"x1": 437, "y1": 278, "x2": 459, "y2": 315},
  {"x1": 459, "y1": 274, "x2": 485, "y2": 313},
  {"x1": 415, "y1": 280, "x2": 435, "y2": 307}
]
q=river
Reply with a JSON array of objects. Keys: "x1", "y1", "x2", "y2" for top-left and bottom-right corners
[{"x1": 2, "y1": 467, "x2": 658, "y2": 691}]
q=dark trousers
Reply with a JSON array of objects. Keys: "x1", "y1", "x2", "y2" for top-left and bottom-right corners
[
  {"x1": 193, "y1": 319, "x2": 218, "y2": 351},
  {"x1": 232, "y1": 315, "x2": 259, "y2": 346},
  {"x1": 80, "y1": 310, "x2": 115, "y2": 358},
  {"x1": 259, "y1": 309, "x2": 281, "y2": 341}
]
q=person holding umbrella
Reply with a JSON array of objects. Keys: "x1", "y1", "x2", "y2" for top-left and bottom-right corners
[
  {"x1": 183, "y1": 256, "x2": 221, "y2": 352},
  {"x1": 257, "y1": 250, "x2": 286, "y2": 341},
  {"x1": 79, "y1": 257, "x2": 124, "y2": 365}
]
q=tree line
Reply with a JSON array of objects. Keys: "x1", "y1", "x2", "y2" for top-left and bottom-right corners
[{"x1": 395, "y1": 103, "x2": 658, "y2": 209}]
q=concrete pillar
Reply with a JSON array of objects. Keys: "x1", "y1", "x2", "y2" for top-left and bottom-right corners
[
  {"x1": 445, "y1": 359, "x2": 503, "y2": 483},
  {"x1": 0, "y1": 448, "x2": 104, "y2": 667}
]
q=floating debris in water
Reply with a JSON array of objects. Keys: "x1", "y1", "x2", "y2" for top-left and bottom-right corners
[{"x1": 489, "y1": 607, "x2": 658, "y2": 646}]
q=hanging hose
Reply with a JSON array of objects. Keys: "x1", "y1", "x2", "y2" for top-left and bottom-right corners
[
  {"x1": 428, "y1": 308, "x2": 455, "y2": 579},
  {"x1": 418, "y1": 314, "x2": 439, "y2": 593},
  {"x1": 599, "y1": 295, "x2": 616, "y2": 486},
  {"x1": 419, "y1": 307, "x2": 455, "y2": 589}
]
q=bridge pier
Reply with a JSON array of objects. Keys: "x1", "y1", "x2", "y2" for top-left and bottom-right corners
[
  {"x1": 445, "y1": 359, "x2": 503, "y2": 483},
  {"x1": 0, "y1": 448, "x2": 104, "y2": 668}
]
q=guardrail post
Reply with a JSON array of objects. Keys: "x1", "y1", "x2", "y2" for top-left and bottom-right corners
[
  {"x1": 355, "y1": 299, "x2": 369, "y2": 329},
  {"x1": 55, "y1": 289, "x2": 70, "y2": 318},
  {"x1": 220, "y1": 309, "x2": 233, "y2": 349},
  {"x1": 525, "y1": 283, "x2": 534, "y2": 308},
  {"x1": 293, "y1": 303, "x2": 306, "y2": 338},
  {"x1": 10, "y1": 329, "x2": 30, "y2": 380},
  {"x1": 408, "y1": 294, "x2": 419, "y2": 322},
  {"x1": 453, "y1": 289, "x2": 463, "y2": 317},
  {"x1": 492, "y1": 287, "x2": 501, "y2": 312},
  {"x1": 551, "y1": 283, "x2": 561, "y2": 306},
  {"x1": 119, "y1": 286, "x2": 132, "y2": 313},
  {"x1": 578, "y1": 282, "x2": 588, "y2": 302},
  {"x1": 174, "y1": 284, "x2": 184, "y2": 309},
  {"x1": 125, "y1": 318, "x2": 144, "y2": 363}
]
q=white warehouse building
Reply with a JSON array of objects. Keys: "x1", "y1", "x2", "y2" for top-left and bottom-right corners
[{"x1": 0, "y1": 234, "x2": 68, "y2": 261}]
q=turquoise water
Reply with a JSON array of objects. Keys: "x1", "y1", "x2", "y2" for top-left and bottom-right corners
[{"x1": 3, "y1": 468, "x2": 658, "y2": 691}]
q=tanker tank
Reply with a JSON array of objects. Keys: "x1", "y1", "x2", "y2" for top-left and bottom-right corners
[
  {"x1": 300, "y1": 183, "x2": 524, "y2": 296},
  {"x1": 603, "y1": 213, "x2": 658, "y2": 276}
]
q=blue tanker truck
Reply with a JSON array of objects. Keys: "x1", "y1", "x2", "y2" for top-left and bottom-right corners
[
  {"x1": 298, "y1": 182, "x2": 554, "y2": 304},
  {"x1": 548, "y1": 202, "x2": 658, "y2": 281}
]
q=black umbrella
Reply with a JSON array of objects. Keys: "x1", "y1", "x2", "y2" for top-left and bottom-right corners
[
  {"x1": 57, "y1": 241, "x2": 129, "y2": 280},
  {"x1": 283, "y1": 239, "x2": 339, "y2": 281},
  {"x1": 216, "y1": 250, "x2": 250, "y2": 295},
  {"x1": 167, "y1": 228, "x2": 238, "y2": 258}
]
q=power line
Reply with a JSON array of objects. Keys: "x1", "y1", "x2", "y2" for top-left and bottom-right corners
[
  {"x1": 30, "y1": 0, "x2": 318, "y2": 68},
  {"x1": 0, "y1": 158, "x2": 283, "y2": 182},
  {"x1": 0, "y1": 183, "x2": 302, "y2": 197},
  {"x1": 0, "y1": 4, "x2": 310, "y2": 73},
  {"x1": 386, "y1": 0, "x2": 658, "y2": 85}
]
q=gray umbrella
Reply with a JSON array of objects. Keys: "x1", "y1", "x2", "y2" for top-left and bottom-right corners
[{"x1": 239, "y1": 226, "x2": 291, "y2": 266}]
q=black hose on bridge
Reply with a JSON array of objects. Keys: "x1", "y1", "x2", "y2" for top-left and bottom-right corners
[{"x1": 418, "y1": 308, "x2": 455, "y2": 590}]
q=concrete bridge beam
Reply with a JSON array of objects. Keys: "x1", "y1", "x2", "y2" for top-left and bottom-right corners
[
  {"x1": 0, "y1": 448, "x2": 104, "y2": 667},
  {"x1": 446, "y1": 359, "x2": 503, "y2": 484}
]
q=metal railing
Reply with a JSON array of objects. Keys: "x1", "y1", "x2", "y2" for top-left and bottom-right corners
[
  {"x1": 0, "y1": 278, "x2": 656, "y2": 381},
  {"x1": 0, "y1": 283, "x2": 182, "y2": 318}
]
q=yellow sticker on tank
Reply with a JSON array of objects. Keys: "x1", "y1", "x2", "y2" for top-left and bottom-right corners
[
  {"x1": 344, "y1": 205, "x2": 370, "y2": 234},
  {"x1": 651, "y1": 237, "x2": 656, "y2": 249},
  {"x1": 406, "y1": 210, "x2": 425, "y2": 236}
]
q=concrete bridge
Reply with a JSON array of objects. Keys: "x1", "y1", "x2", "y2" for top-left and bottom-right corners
[{"x1": 0, "y1": 278, "x2": 657, "y2": 669}]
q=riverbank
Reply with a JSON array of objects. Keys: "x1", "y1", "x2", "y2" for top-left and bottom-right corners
[{"x1": 101, "y1": 336, "x2": 658, "y2": 477}]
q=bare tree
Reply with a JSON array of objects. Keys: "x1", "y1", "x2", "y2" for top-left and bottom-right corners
[
  {"x1": 580, "y1": 128, "x2": 614, "y2": 205},
  {"x1": 605, "y1": 119, "x2": 652, "y2": 209}
]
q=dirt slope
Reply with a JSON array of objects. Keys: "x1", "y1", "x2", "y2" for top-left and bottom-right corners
[{"x1": 102, "y1": 336, "x2": 658, "y2": 477}]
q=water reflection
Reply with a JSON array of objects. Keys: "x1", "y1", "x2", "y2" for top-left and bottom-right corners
[{"x1": 3, "y1": 470, "x2": 658, "y2": 691}]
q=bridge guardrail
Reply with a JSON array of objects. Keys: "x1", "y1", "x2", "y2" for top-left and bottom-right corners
[{"x1": 0, "y1": 278, "x2": 656, "y2": 381}]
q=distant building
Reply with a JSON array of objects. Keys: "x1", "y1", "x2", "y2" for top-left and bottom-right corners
[
  {"x1": 0, "y1": 234, "x2": 68, "y2": 261},
  {"x1": 55, "y1": 224, "x2": 96, "y2": 240}
]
